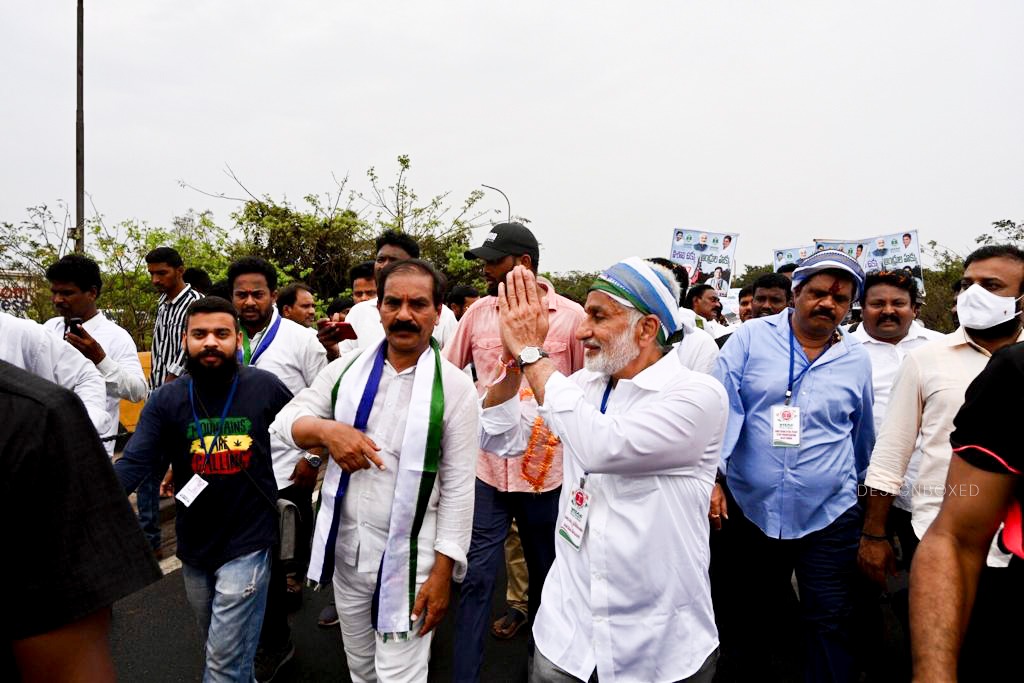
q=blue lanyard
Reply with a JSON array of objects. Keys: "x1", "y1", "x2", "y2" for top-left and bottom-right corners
[
  {"x1": 189, "y1": 373, "x2": 240, "y2": 473},
  {"x1": 787, "y1": 318, "x2": 831, "y2": 406}
]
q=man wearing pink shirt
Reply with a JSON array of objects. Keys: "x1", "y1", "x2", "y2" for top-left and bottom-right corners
[{"x1": 447, "y1": 223, "x2": 586, "y2": 681}]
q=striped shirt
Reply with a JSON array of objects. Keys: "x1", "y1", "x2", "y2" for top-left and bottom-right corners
[{"x1": 150, "y1": 284, "x2": 203, "y2": 389}]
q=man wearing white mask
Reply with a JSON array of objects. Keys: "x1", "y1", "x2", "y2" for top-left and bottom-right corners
[{"x1": 860, "y1": 244, "x2": 1024, "y2": 673}]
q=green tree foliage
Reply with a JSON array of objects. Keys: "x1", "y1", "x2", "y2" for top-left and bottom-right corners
[
  {"x1": 542, "y1": 270, "x2": 600, "y2": 305},
  {"x1": 731, "y1": 263, "x2": 775, "y2": 290},
  {"x1": 236, "y1": 156, "x2": 495, "y2": 297}
]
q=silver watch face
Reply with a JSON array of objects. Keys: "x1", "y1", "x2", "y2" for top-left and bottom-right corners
[
  {"x1": 305, "y1": 455, "x2": 322, "y2": 468},
  {"x1": 520, "y1": 347, "x2": 541, "y2": 364}
]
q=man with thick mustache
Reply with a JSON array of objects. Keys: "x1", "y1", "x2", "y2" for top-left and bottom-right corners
[
  {"x1": 115, "y1": 297, "x2": 294, "y2": 682},
  {"x1": 482, "y1": 261, "x2": 727, "y2": 682},
  {"x1": 711, "y1": 249, "x2": 875, "y2": 682},
  {"x1": 860, "y1": 245, "x2": 1024, "y2": 677},
  {"x1": 270, "y1": 259, "x2": 478, "y2": 681},
  {"x1": 445, "y1": 222, "x2": 586, "y2": 682}
]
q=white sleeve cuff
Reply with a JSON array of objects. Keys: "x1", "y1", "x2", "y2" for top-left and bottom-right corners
[
  {"x1": 96, "y1": 355, "x2": 119, "y2": 377},
  {"x1": 434, "y1": 540, "x2": 469, "y2": 583},
  {"x1": 479, "y1": 394, "x2": 521, "y2": 435}
]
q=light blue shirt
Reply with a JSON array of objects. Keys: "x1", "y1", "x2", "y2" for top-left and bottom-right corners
[{"x1": 714, "y1": 310, "x2": 875, "y2": 539}]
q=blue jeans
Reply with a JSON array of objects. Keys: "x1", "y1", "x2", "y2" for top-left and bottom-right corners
[
  {"x1": 136, "y1": 473, "x2": 161, "y2": 550},
  {"x1": 453, "y1": 479, "x2": 561, "y2": 682},
  {"x1": 182, "y1": 547, "x2": 272, "y2": 683},
  {"x1": 728, "y1": 502, "x2": 862, "y2": 683}
]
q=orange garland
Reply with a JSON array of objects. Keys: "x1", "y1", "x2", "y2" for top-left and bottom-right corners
[{"x1": 522, "y1": 416, "x2": 559, "y2": 491}]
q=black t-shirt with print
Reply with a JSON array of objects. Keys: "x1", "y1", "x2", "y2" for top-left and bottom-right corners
[
  {"x1": 116, "y1": 366, "x2": 293, "y2": 571},
  {"x1": 950, "y1": 341, "x2": 1024, "y2": 560}
]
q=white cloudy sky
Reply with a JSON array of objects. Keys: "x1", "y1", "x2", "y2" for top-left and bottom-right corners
[{"x1": 3, "y1": 1, "x2": 1022, "y2": 275}]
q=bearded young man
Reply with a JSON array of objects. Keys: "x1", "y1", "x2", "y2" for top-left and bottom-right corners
[
  {"x1": 271, "y1": 259, "x2": 479, "y2": 682},
  {"x1": 115, "y1": 297, "x2": 293, "y2": 682},
  {"x1": 483, "y1": 260, "x2": 727, "y2": 682},
  {"x1": 227, "y1": 256, "x2": 329, "y2": 680}
]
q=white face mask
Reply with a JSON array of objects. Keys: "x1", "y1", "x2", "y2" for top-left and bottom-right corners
[{"x1": 956, "y1": 283, "x2": 1023, "y2": 330}]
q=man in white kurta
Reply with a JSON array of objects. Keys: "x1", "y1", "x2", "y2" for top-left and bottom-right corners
[
  {"x1": 0, "y1": 310, "x2": 108, "y2": 434},
  {"x1": 487, "y1": 260, "x2": 727, "y2": 683},
  {"x1": 270, "y1": 259, "x2": 478, "y2": 682}
]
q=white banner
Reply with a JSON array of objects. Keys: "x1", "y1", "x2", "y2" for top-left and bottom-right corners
[{"x1": 669, "y1": 229, "x2": 738, "y2": 296}]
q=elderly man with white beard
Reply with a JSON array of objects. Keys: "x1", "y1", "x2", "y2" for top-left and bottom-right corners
[{"x1": 480, "y1": 260, "x2": 728, "y2": 683}]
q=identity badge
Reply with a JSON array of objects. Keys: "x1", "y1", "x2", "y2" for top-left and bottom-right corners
[
  {"x1": 771, "y1": 405, "x2": 801, "y2": 448},
  {"x1": 176, "y1": 473, "x2": 209, "y2": 507},
  {"x1": 558, "y1": 486, "x2": 591, "y2": 551}
]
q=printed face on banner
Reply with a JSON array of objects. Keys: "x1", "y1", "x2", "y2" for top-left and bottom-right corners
[
  {"x1": 668, "y1": 229, "x2": 738, "y2": 296},
  {"x1": 773, "y1": 244, "x2": 817, "y2": 271}
]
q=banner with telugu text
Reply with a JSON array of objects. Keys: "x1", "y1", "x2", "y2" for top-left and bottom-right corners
[{"x1": 668, "y1": 229, "x2": 738, "y2": 296}]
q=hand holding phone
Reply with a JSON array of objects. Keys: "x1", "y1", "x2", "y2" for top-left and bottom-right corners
[
  {"x1": 316, "y1": 319, "x2": 358, "y2": 342},
  {"x1": 67, "y1": 317, "x2": 85, "y2": 338}
]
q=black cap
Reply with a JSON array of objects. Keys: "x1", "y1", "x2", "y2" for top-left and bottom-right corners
[{"x1": 465, "y1": 222, "x2": 539, "y2": 263}]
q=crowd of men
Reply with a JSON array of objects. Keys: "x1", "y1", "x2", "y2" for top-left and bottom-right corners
[{"x1": 2, "y1": 223, "x2": 1023, "y2": 683}]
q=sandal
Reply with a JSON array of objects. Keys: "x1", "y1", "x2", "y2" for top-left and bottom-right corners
[{"x1": 491, "y1": 608, "x2": 527, "y2": 639}]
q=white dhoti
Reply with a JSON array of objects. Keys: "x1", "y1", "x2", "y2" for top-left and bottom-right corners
[{"x1": 332, "y1": 555, "x2": 433, "y2": 683}]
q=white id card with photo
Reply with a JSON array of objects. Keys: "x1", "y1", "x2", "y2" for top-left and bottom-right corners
[
  {"x1": 771, "y1": 405, "x2": 801, "y2": 448},
  {"x1": 558, "y1": 486, "x2": 591, "y2": 551},
  {"x1": 176, "y1": 473, "x2": 209, "y2": 507}
]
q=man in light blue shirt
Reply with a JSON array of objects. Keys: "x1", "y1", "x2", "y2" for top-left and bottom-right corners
[{"x1": 711, "y1": 249, "x2": 875, "y2": 683}]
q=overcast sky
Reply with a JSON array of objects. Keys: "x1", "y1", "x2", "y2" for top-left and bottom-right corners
[{"x1": 3, "y1": 1, "x2": 1022, "y2": 275}]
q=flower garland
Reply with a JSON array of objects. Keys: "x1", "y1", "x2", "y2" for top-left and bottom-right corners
[{"x1": 522, "y1": 415, "x2": 559, "y2": 491}]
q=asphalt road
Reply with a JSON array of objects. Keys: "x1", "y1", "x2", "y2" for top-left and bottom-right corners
[{"x1": 110, "y1": 563, "x2": 529, "y2": 682}]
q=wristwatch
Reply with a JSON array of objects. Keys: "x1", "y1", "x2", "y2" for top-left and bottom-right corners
[
  {"x1": 303, "y1": 453, "x2": 323, "y2": 468},
  {"x1": 517, "y1": 346, "x2": 549, "y2": 369}
]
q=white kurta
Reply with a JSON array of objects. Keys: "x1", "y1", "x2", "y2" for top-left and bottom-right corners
[
  {"x1": 480, "y1": 351, "x2": 727, "y2": 682},
  {"x1": 270, "y1": 351, "x2": 479, "y2": 582},
  {"x1": 44, "y1": 313, "x2": 147, "y2": 456},
  {"x1": 1, "y1": 311, "x2": 108, "y2": 434},
  {"x1": 244, "y1": 310, "x2": 329, "y2": 488}
]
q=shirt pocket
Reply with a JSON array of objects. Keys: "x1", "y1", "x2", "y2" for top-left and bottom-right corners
[{"x1": 542, "y1": 340, "x2": 569, "y2": 371}]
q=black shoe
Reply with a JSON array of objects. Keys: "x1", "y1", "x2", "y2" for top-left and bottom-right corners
[{"x1": 254, "y1": 640, "x2": 294, "y2": 683}]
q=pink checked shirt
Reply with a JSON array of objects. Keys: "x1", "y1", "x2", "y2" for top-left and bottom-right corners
[{"x1": 444, "y1": 278, "x2": 586, "y2": 493}]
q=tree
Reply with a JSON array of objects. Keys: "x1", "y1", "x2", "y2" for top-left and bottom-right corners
[
  {"x1": 543, "y1": 270, "x2": 600, "y2": 306},
  {"x1": 229, "y1": 156, "x2": 495, "y2": 297},
  {"x1": 731, "y1": 263, "x2": 775, "y2": 289}
]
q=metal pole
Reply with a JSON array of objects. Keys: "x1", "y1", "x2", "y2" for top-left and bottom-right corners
[
  {"x1": 481, "y1": 184, "x2": 511, "y2": 224},
  {"x1": 75, "y1": 0, "x2": 85, "y2": 253}
]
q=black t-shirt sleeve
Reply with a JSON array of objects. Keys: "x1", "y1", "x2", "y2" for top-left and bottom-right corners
[
  {"x1": 950, "y1": 344, "x2": 1024, "y2": 476},
  {"x1": 1, "y1": 385, "x2": 162, "y2": 641}
]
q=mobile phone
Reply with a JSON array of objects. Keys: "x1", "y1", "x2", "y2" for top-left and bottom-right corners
[
  {"x1": 317, "y1": 320, "x2": 358, "y2": 341},
  {"x1": 67, "y1": 317, "x2": 85, "y2": 337}
]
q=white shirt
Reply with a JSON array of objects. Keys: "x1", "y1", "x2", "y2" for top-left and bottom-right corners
[
  {"x1": 244, "y1": 310, "x2": 329, "y2": 488},
  {"x1": 864, "y1": 327, "x2": 1023, "y2": 567},
  {"x1": 0, "y1": 311, "x2": 109, "y2": 434},
  {"x1": 674, "y1": 307, "x2": 720, "y2": 374},
  {"x1": 44, "y1": 313, "x2": 147, "y2": 456},
  {"x1": 481, "y1": 351, "x2": 726, "y2": 682},
  {"x1": 339, "y1": 298, "x2": 459, "y2": 355},
  {"x1": 270, "y1": 350, "x2": 479, "y2": 582},
  {"x1": 850, "y1": 323, "x2": 943, "y2": 510}
]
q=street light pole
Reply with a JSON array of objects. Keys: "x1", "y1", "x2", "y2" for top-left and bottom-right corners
[
  {"x1": 481, "y1": 184, "x2": 511, "y2": 224},
  {"x1": 75, "y1": 0, "x2": 85, "y2": 253}
]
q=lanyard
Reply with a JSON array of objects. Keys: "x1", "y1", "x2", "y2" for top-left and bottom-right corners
[
  {"x1": 581, "y1": 379, "x2": 615, "y2": 489},
  {"x1": 786, "y1": 321, "x2": 831, "y2": 406},
  {"x1": 189, "y1": 373, "x2": 240, "y2": 472},
  {"x1": 239, "y1": 314, "x2": 282, "y2": 366}
]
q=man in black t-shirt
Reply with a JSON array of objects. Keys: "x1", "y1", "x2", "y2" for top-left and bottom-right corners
[
  {"x1": 115, "y1": 297, "x2": 292, "y2": 682},
  {"x1": 910, "y1": 342, "x2": 1024, "y2": 681},
  {"x1": 1, "y1": 360, "x2": 160, "y2": 681}
]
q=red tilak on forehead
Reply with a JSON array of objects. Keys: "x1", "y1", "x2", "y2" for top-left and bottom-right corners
[{"x1": 828, "y1": 279, "x2": 843, "y2": 296}]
